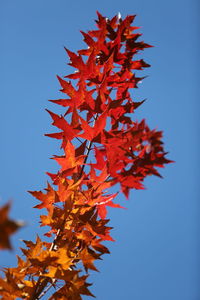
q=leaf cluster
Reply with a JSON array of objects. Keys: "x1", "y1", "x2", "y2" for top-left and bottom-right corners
[{"x1": 0, "y1": 12, "x2": 171, "y2": 299}]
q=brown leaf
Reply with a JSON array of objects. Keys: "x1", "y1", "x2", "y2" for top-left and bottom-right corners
[{"x1": 0, "y1": 203, "x2": 23, "y2": 250}]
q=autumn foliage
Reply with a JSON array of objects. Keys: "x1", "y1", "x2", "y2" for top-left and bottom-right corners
[{"x1": 0, "y1": 12, "x2": 171, "y2": 299}]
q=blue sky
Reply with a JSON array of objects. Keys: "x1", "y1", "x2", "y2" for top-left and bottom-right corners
[{"x1": 0, "y1": 1, "x2": 199, "y2": 299}]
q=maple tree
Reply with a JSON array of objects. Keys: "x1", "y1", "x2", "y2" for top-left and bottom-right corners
[{"x1": 0, "y1": 12, "x2": 172, "y2": 299}]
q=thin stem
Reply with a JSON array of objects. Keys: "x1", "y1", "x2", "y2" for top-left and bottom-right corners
[
  {"x1": 49, "y1": 229, "x2": 61, "y2": 251},
  {"x1": 37, "y1": 279, "x2": 56, "y2": 300},
  {"x1": 79, "y1": 113, "x2": 98, "y2": 179},
  {"x1": 75, "y1": 137, "x2": 84, "y2": 144}
]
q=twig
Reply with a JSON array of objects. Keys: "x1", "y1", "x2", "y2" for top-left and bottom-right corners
[
  {"x1": 79, "y1": 113, "x2": 98, "y2": 178},
  {"x1": 37, "y1": 279, "x2": 56, "y2": 300}
]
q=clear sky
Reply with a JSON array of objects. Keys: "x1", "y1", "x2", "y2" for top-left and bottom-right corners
[{"x1": 0, "y1": 1, "x2": 199, "y2": 299}]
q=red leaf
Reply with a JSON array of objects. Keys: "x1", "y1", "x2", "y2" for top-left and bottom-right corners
[
  {"x1": 46, "y1": 109, "x2": 79, "y2": 141},
  {"x1": 79, "y1": 110, "x2": 107, "y2": 141},
  {"x1": 57, "y1": 75, "x2": 76, "y2": 97}
]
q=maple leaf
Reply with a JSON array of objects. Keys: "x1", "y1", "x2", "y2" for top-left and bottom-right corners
[
  {"x1": 91, "y1": 238, "x2": 110, "y2": 254},
  {"x1": 49, "y1": 273, "x2": 95, "y2": 299},
  {"x1": 29, "y1": 182, "x2": 59, "y2": 211},
  {"x1": 0, "y1": 203, "x2": 23, "y2": 250},
  {"x1": 0, "y1": 276, "x2": 23, "y2": 299},
  {"x1": 79, "y1": 247, "x2": 99, "y2": 272},
  {"x1": 65, "y1": 47, "x2": 85, "y2": 71},
  {"x1": 78, "y1": 110, "x2": 108, "y2": 141},
  {"x1": 45, "y1": 109, "x2": 80, "y2": 143},
  {"x1": 97, "y1": 194, "x2": 125, "y2": 219},
  {"x1": 53, "y1": 141, "x2": 85, "y2": 177},
  {"x1": 57, "y1": 75, "x2": 76, "y2": 97}
]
